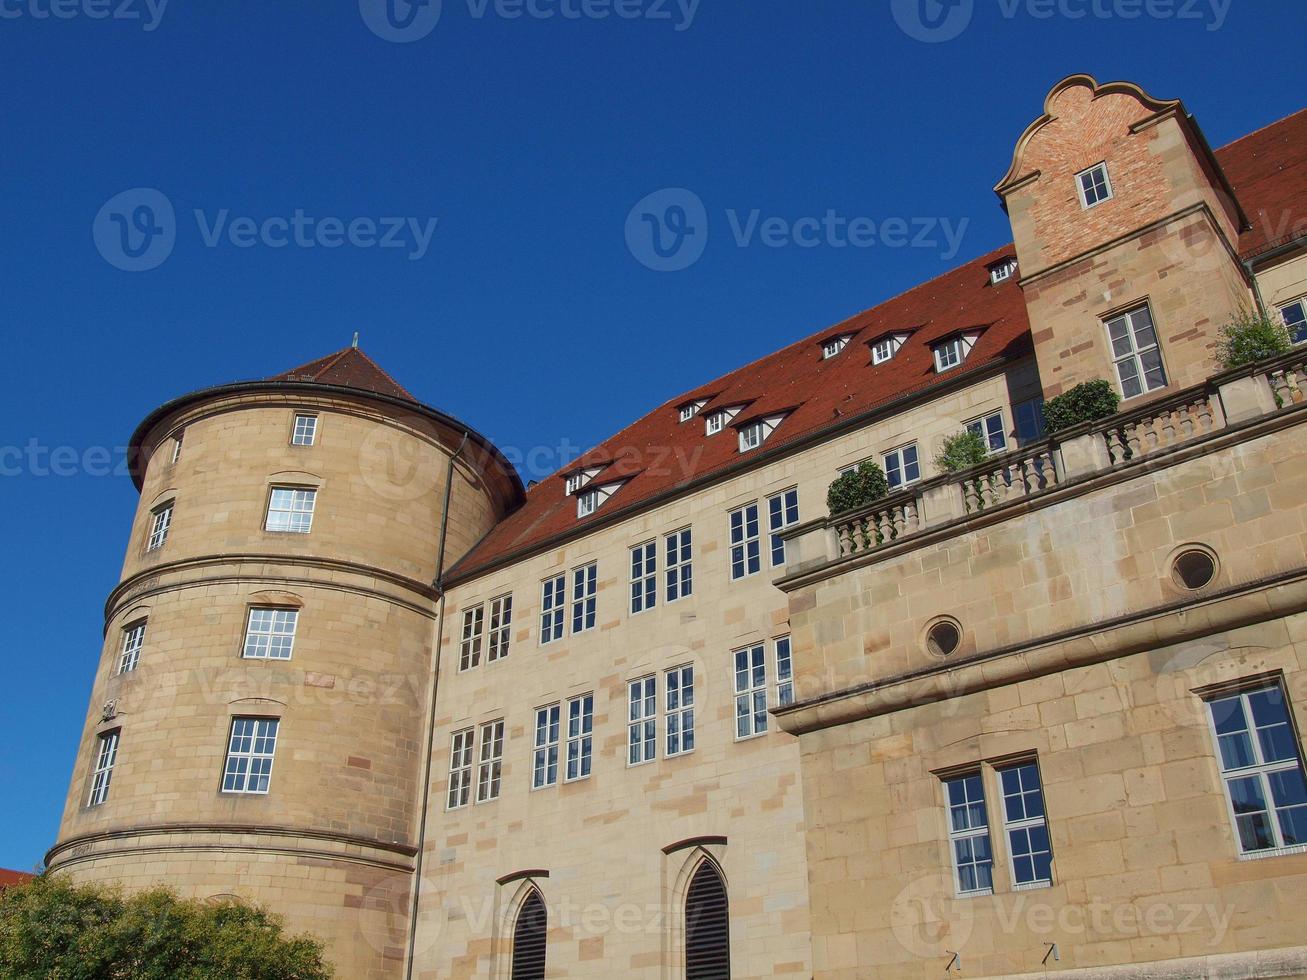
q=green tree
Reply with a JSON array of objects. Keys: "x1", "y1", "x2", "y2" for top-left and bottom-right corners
[
  {"x1": 0, "y1": 875, "x2": 333, "y2": 980},
  {"x1": 1214, "y1": 308, "x2": 1293, "y2": 369},
  {"x1": 933, "y1": 429, "x2": 990, "y2": 474},
  {"x1": 827, "y1": 460, "x2": 890, "y2": 515},
  {"x1": 1042, "y1": 379, "x2": 1120, "y2": 434}
]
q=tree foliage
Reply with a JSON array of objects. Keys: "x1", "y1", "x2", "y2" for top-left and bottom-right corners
[
  {"x1": 933, "y1": 430, "x2": 990, "y2": 474},
  {"x1": 827, "y1": 460, "x2": 890, "y2": 515},
  {"x1": 0, "y1": 875, "x2": 333, "y2": 980},
  {"x1": 1042, "y1": 379, "x2": 1120, "y2": 434},
  {"x1": 1214, "y1": 308, "x2": 1293, "y2": 369}
]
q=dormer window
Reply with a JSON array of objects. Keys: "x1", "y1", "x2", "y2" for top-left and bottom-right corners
[
  {"x1": 932, "y1": 333, "x2": 980, "y2": 374},
  {"x1": 821, "y1": 334, "x2": 853, "y2": 359},
  {"x1": 989, "y1": 258, "x2": 1017, "y2": 284},
  {"x1": 577, "y1": 490, "x2": 599, "y2": 518},
  {"x1": 566, "y1": 474, "x2": 583, "y2": 495},
  {"x1": 738, "y1": 422, "x2": 764, "y2": 453},
  {"x1": 870, "y1": 333, "x2": 909, "y2": 365},
  {"x1": 563, "y1": 466, "x2": 603, "y2": 496},
  {"x1": 678, "y1": 399, "x2": 709, "y2": 423},
  {"x1": 705, "y1": 406, "x2": 743, "y2": 436},
  {"x1": 1076, "y1": 162, "x2": 1112, "y2": 209}
]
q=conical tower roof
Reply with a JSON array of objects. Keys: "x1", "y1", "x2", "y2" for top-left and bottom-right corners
[{"x1": 269, "y1": 345, "x2": 415, "y2": 402}]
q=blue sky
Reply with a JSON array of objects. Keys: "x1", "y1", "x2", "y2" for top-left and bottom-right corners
[{"x1": 1, "y1": 0, "x2": 1303, "y2": 871}]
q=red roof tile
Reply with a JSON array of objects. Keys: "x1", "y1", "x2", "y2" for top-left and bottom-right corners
[
  {"x1": 1215, "y1": 108, "x2": 1307, "y2": 260},
  {"x1": 0, "y1": 869, "x2": 34, "y2": 889},
  {"x1": 270, "y1": 346, "x2": 416, "y2": 401}
]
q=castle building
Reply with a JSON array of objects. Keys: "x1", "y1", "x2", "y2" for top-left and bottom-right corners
[{"x1": 49, "y1": 75, "x2": 1307, "y2": 979}]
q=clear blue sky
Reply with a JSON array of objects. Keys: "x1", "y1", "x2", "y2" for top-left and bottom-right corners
[{"x1": 1, "y1": 0, "x2": 1302, "y2": 871}]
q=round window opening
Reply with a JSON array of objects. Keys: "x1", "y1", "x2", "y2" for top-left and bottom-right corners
[
  {"x1": 926, "y1": 621, "x2": 961, "y2": 658},
  {"x1": 1173, "y1": 549, "x2": 1217, "y2": 591}
]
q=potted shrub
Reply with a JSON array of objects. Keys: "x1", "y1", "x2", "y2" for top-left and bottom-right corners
[
  {"x1": 827, "y1": 460, "x2": 890, "y2": 516},
  {"x1": 1214, "y1": 309, "x2": 1292, "y2": 369},
  {"x1": 933, "y1": 429, "x2": 990, "y2": 474},
  {"x1": 1042, "y1": 379, "x2": 1120, "y2": 434}
]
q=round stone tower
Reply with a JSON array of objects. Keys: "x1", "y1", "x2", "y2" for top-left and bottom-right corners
[{"x1": 46, "y1": 346, "x2": 522, "y2": 980}]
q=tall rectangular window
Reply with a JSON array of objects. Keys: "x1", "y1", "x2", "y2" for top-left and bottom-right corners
[
  {"x1": 628, "y1": 676, "x2": 657, "y2": 765},
  {"x1": 459, "y1": 605, "x2": 484, "y2": 671},
  {"x1": 1281, "y1": 299, "x2": 1307, "y2": 345},
  {"x1": 242, "y1": 608, "x2": 298, "y2": 660},
  {"x1": 565, "y1": 693, "x2": 594, "y2": 781},
  {"x1": 87, "y1": 731, "x2": 119, "y2": 807},
  {"x1": 733, "y1": 644, "x2": 768, "y2": 739},
  {"x1": 966, "y1": 411, "x2": 1007, "y2": 454},
  {"x1": 775, "y1": 635, "x2": 794, "y2": 707},
  {"x1": 998, "y1": 762, "x2": 1054, "y2": 887},
  {"x1": 532, "y1": 704, "x2": 560, "y2": 789},
  {"x1": 265, "y1": 487, "x2": 316, "y2": 534},
  {"x1": 475, "y1": 720, "x2": 504, "y2": 804},
  {"x1": 291, "y1": 414, "x2": 318, "y2": 446},
  {"x1": 1206, "y1": 684, "x2": 1307, "y2": 854},
  {"x1": 118, "y1": 622, "x2": 146, "y2": 674},
  {"x1": 171, "y1": 432, "x2": 183, "y2": 464},
  {"x1": 540, "y1": 575, "x2": 565, "y2": 644},
  {"x1": 1014, "y1": 398, "x2": 1046, "y2": 444},
  {"x1": 446, "y1": 728, "x2": 474, "y2": 809},
  {"x1": 944, "y1": 773, "x2": 994, "y2": 895},
  {"x1": 666, "y1": 665, "x2": 695, "y2": 757},
  {"x1": 147, "y1": 501, "x2": 173, "y2": 552},
  {"x1": 630, "y1": 542, "x2": 657, "y2": 614},
  {"x1": 222, "y1": 718, "x2": 279, "y2": 795},
  {"x1": 767, "y1": 488, "x2": 800, "y2": 567},
  {"x1": 666, "y1": 527, "x2": 693, "y2": 602},
  {"x1": 571, "y1": 563, "x2": 597, "y2": 634},
  {"x1": 1106, "y1": 304, "x2": 1167, "y2": 399},
  {"x1": 883, "y1": 444, "x2": 920, "y2": 490},
  {"x1": 1077, "y1": 162, "x2": 1113, "y2": 208},
  {"x1": 487, "y1": 594, "x2": 512, "y2": 662},
  {"x1": 729, "y1": 503, "x2": 761, "y2": 580}
]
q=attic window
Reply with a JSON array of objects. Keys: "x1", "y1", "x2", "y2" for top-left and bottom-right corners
[
  {"x1": 705, "y1": 406, "x2": 742, "y2": 436},
  {"x1": 821, "y1": 335, "x2": 852, "y2": 359},
  {"x1": 679, "y1": 399, "x2": 708, "y2": 423},
  {"x1": 989, "y1": 258, "x2": 1017, "y2": 284},
  {"x1": 1077, "y1": 162, "x2": 1112, "y2": 209},
  {"x1": 736, "y1": 414, "x2": 787, "y2": 454},
  {"x1": 932, "y1": 334, "x2": 979, "y2": 373},
  {"x1": 870, "y1": 334, "x2": 909, "y2": 365},
  {"x1": 564, "y1": 467, "x2": 602, "y2": 495},
  {"x1": 577, "y1": 490, "x2": 600, "y2": 518}
]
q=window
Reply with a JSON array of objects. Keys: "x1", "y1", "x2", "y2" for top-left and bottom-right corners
[
  {"x1": 118, "y1": 622, "x2": 146, "y2": 674},
  {"x1": 540, "y1": 575, "x2": 565, "y2": 644},
  {"x1": 628, "y1": 676, "x2": 657, "y2": 765},
  {"x1": 147, "y1": 501, "x2": 173, "y2": 552},
  {"x1": 733, "y1": 644, "x2": 768, "y2": 739},
  {"x1": 822, "y1": 335, "x2": 851, "y2": 359},
  {"x1": 1280, "y1": 299, "x2": 1307, "y2": 345},
  {"x1": 1077, "y1": 162, "x2": 1113, "y2": 208},
  {"x1": 577, "y1": 489, "x2": 599, "y2": 518},
  {"x1": 476, "y1": 720, "x2": 504, "y2": 803},
  {"x1": 265, "y1": 487, "x2": 316, "y2": 533},
  {"x1": 571, "y1": 562, "x2": 597, "y2": 634},
  {"x1": 488, "y1": 594, "x2": 512, "y2": 662},
  {"x1": 729, "y1": 503, "x2": 761, "y2": 580},
  {"x1": 291, "y1": 414, "x2": 317, "y2": 446},
  {"x1": 933, "y1": 337, "x2": 965, "y2": 373},
  {"x1": 944, "y1": 772, "x2": 994, "y2": 895},
  {"x1": 459, "y1": 605, "x2": 484, "y2": 671},
  {"x1": 630, "y1": 541, "x2": 657, "y2": 614},
  {"x1": 775, "y1": 636, "x2": 794, "y2": 707},
  {"x1": 767, "y1": 488, "x2": 800, "y2": 567},
  {"x1": 685, "y1": 861, "x2": 730, "y2": 979},
  {"x1": 966, "y1": 411, "x2": 1007, "y2": 454},
  {"x1": 87, "y1": 731, "x2": 119, "y2": 806},
  {"x1": 221, "y1": 717, "x2": 279, "y2": 794},
  {"x1": 666, "y1": 527, "x2": 693, "y2": 602},
  {"x1": 532, "y1": 704, "x2": 560, "y2": 789},
  {"x1": 171, "y1": 432, "x2": 183, "y2": 464},
  {"x1": 447, "y1": 728, "x2": 474, "y2": 809},
  {"x1": 871, "y1": 334, "x2": 906, "y2": 365},
  {"x1": 705, "y1": 413, "x2": 726, "y2": 436},
  {"x1": 1014, "y1": 397, "x2": 1046, "y2": 444},
  {"x1": 990, "y1": 258, "x2": 1017, "y2": 284},
  {"x1": 242, "y1": 608, "x2": 298, "y2": 660},
  {"x1": 565, "y1": 693, "x2": 594, "y2": 781},
  {"x1": 999, "y1": 762, "x2": 1054, "y2": 887},
  {"x1": 1206, "y1": 684, "x2": 1307, "y2": 855},
  {"x1": 511, "y1": 890, "x2": 548, "y2": 980},
  {"x1": 666, "y1": 665, "x2": 695, "y2": 756},
  {"x1": 883, "y1": 444, "x2": 920, "y2": 490},
  {"x1": 1106, "y1": 304, "x2": 1167, "y2": 399},
  {"x1": 738, "y1": 421, "x2": 764, "y2": 453},
  {"x1": 679, "y1": 405, "x2": 696, "y2": 422}
]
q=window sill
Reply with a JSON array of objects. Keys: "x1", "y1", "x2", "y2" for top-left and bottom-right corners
[
  {"x1": 1012, "y1": 879, "x2": 1053, "y2": 892},
  {"x1": 734, "y1": 731, "x2": 769, "y2": 743},
  {"x1": 955, "y1": 887, "x2": 993, "y2": 899},
  {"x1": 1238, "y1": 843, "x2": 1307, "y2": 862}
]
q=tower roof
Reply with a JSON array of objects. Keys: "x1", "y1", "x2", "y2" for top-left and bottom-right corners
[{"x1": 269, "y1": 346, "x2": 416, "y2": 402}]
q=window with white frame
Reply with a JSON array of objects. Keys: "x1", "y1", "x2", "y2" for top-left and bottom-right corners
[
  {"x1": 628, "y1": 676, "x2": 657, "y2": 765},
  {"x1": 1106, "y1": 304, "x2": 1167, "y2": 399},
  {"x1": 540, "y1": 575, "x2": 565, "y2": 644},
  {"x1": 998, "y1": 761, "x2": 1054, "y2": 887},
  {"x1": 476, "y1": 719, "x2": 504, "y2": 803},
  {"x1": 678, "y1": 399, "x2": 708, "y2": 423},
  {"x1": 459, "y1": 605, "x2": 484, "y2": 671},
  {"x1": 87, "y1": 730, "x2": 119, "y2": 807},
  {"x1": 577, "y1": 489, "x2": 599, "y2": 518},
  {"x1": 666, "y1": 665, "x2": 695, "y2": 756},
  {"x1": 532, "y1": 704, "x2": 561, "y2": 789},
  {"x1": 291, "y1": 414, "x2": 318, "y2": 446},
  {"x1": 1279, "y1": 299, "x2": 1307, "y2": 345},
  {"x1": 733, "y1": 644, "x2": 768, "y2": 739},
  {"x1": 630, "y1": 541, "x2": 657, "y2": 614},
  {"x1": 446, "y1": 728, "x2": 474, "y2": 809},
  {"x1": 871, "y1": 334, "x2": 907, "y2": 365},
  {"x1": 242, "y1": 608, "x2": 298, "y2": 660},
  {"x1": 571, "y1": 563, "x2": 597, "y2": 634},
  {"x1": 265, "y1": 487, "x2": 316, "y2": 533},
  {"x1": 738, "y1": 421, "x2": 764, "y2": 454},
  {"x1": 705, "y1": 413, "x2": 725, "y2": 435},
  {"x1": 171, "y1": 431, "x2": 183, "y2": 464},
  {"x1": 666, "y1": 527, "x2": 693, "y2": 602},
  {"x1": 1077, "y1": 162, "x2": 1113, "y2": 208},
  {"x1": 944, "y1": 772, "x2": 994, "y2": 895},
  {"x1": 775, "y1": 635, "x2": 794, "y2": 707},
  {"x1": 821, "y1": 334, "x2": 852, "y2": 359},
  {"x1": 729, "y1": 502, "x2": 761, "y2": 580},
  {"x1": 566, "y1": 693, "x2": 594, "y2": 781},
  {"x1": 221, "y1": 717, "x2": 279, "y2": 795},
  {"x1": 767, "y1": 488, "x2": 799, "y2": 567},
  {"x1": 989, "y1": 258, "x2": 1017, "y2": 284},
  {"x1": 933, "y1": 337, "x2": 965, "y2": 373},
  {"x1": 966, "y1": 411, "x2": 1007, "y2": 454},
  {"x1": 1206, "y1": 683, "x2": 1307, "y2": 855},
  {"x1": 1014, "y1": 397, "x2": 1046, "y2": 444},
  {"x1": 147, "y1": 501, "x2": 173, "y2": 552},
  {"x1": 118, "y1": 621, "x2": 146, "y2": 674},
  {"x1": 883, "y1": 444, "x2": 920, "y2": 490},
  {"x1": 487, "y1": 594, "x2": 512, "y2": 662}
]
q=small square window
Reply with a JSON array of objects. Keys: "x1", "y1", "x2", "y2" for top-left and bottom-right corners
[
  {"x1": 291, "y1": 414, "x2": 318, "y2": 447},
  {"x1": 577, "y1": 489, "x2": 599, "y2": 518},
  {"x1": 243, "y1": 608, "x2": 298, "y2": 660},
  {"x1": 706, "y1": 413, "x2": 725, "y2": 436},
  {"x1": 738, "y1": 422, "x2": 764, "y2": 453},
  {"x1": 265, "y1": 487, "x2": 316, "y2": 533},
  {"x1": 679, "y1": 405, "x2": 696, "y2": 422},
  {"x1": 990, "y1": 259, "x2": 1017, "y2": 284},
  {"x1": 933, "y1": 338, "x2": 964, "y2": 373},
  {"x1": 1077, "y1": 162, "x2": 1113, "y2": 209},
  {"x1": 822, "y1": 336, "x2": 850, "y2": 359}
]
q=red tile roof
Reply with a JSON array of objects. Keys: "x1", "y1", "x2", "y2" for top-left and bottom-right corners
[
  {"x1": 0, "y1": 869, "x2": 34, "y2": 889},
  {"x1": 270, "y1": 346, "x2": 416, "y2": 401},
  {"x1": 445, "y1": 109, "x2": 1305, "y2": 582}
]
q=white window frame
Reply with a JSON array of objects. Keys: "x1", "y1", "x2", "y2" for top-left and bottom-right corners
[
  {"x1": 733, "y1": 643, "x2": 769, "y2": 740},
  {"x1": 665, "y1": 527, "x2": 693, "y2": 602},
  {"x1": 447, "y1": 727, "x2": 474, "y2": 809},
  {"x1": 738, "y1": 421, "x2": 764, "y2": 454},
  {"x1": 487, "y1": 594, "x2": 512, "y2": 662},
  {"x1": 883, "y1": 443, "x2": 921, "y2": 490},
  {"x1": 476, "y1": 719, "x2": 505, "y2": 804},
  {"x1": 997, "y1": 761, "x2": 1054, "y2": 889},
  {"x1": 1076, "y1": 162, "x2": 1113, "y2": 209},
  {"x1": 775, "y1": 635, "x2": 794, "y2": 707},
  {"x1": 571, "y1": 562, "x2": 597, "y2": 634},
  {"x1": 459, "y1": 604, "x2": 484, "y2": 671},
  {"x1": 170, "y1": 432, "x2": 183, "y2": 464},
  {"x1": 933, "y1": 337, "x2": 964, "y2": 373},
  {"x1": 705, "y1": 412, "x2": 726, "y2": 436},
  {"x1": 118, "y1": 621, "x2": 146, "y2": 674},
  {"x1": 679, "y1": 404, "x2": 696, "y2": 422},
  {"x1": 1105, "y1": 303, "x2": 1167, "y2": 400},
  {"x1": 565, "y1": 693, "x2": 594, "y2": 782},
  {"x1": 265, "y1": 487, "x2": 316, "y2": 534},
  {"x1": 147, "y1": 501, "x2": 173, "y2": 552},
  {"x1": 242, "y1": 607, "x2": 298, "y2": 661},
  {"x1": 628, "y1": 675, "x2": 657, "y2": 766},
  {"x1": 630, "y1": 541, "x2": 657, "y2": 615},
  {"x1": 729, "y1": 502, "x2": 761, "y2": 581},
  {"x1": 1280, "y1": 298, "x2": 1307, "y2": 346},
  {"x1": 665, "y1": 665, "x2": 695, "y2": 757},
  {"x1": 221, "y1": 717, "x2": 280, "y2": 795},
  {"x1": 966, "y1": 411, "x2": 1007, "y2": 455},
  {"x1": 532, "y1": 704, "x2": 561, "y2": 789},
  {"x1": 539, "y1": 574, "x2": 565, "y2": 645},
  {"x1": 944, "y1": 772, "x2": 995, "y2": 897},
  {"x1": 989, "y1": 259, "x2": 1017, "y2": 284},
  {"x1": 291, "y1": 413, "x2": 318, "y2": 447},
  {"x1": 821, "y1": 335, "x2": 851, "y2": 359},
  {"x1": 87, "y1": 730, "x2": 119, "y2": 807},
  {"x1": 577, "y1": 489, "x2": 599, "y2": 518},
  {"x1": 767, "y1": 488, "x2": 799, "y2": 567},
  {"x1": 871, "y1": 335, "x2": 906, "y2": 365}
]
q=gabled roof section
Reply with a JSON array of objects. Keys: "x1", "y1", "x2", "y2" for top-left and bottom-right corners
[{"x1": 270, "y1": 346, "x2": 416, "y2": 401}]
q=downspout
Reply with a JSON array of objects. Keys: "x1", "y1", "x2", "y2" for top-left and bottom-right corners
[{"x1": 405, "y1": 431, "x2": 469, "y2": 980}]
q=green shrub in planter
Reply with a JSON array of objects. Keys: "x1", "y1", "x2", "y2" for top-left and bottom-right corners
[
  {"x1": 1214, "y1": 309, "x2": 1292, "y2": 369},
  {"x1": 827, "y1": 460, "x2": 890, "y2": 515},
  {"x1": 934, "y1": 429, "x2": 990, "y2": 474},
  {"x1": 1042, "y1": 379, "x2": 1120, "y2": 434}
]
